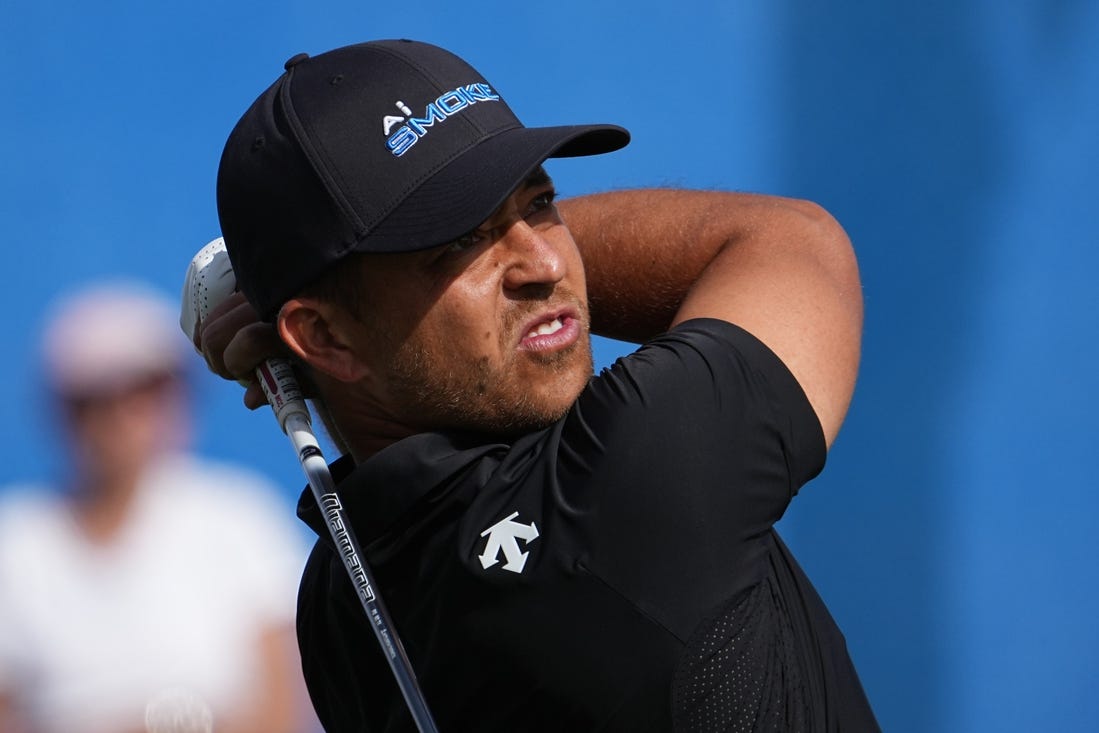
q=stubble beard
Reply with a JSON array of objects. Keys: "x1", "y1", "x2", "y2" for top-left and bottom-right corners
[{"x1": 385, "y1": 302, "x2": 594, "y2": 438}]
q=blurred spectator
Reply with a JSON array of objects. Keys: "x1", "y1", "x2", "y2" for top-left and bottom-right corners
[{"x1": 0, "y1": 282, "x2": 315, "y2": 733}]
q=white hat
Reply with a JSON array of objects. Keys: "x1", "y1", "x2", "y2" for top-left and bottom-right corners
[{"x1": 41, "y1": 281, "x2": 190, "y2": 396}]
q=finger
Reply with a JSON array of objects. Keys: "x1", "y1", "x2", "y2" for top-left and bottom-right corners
[
  {"x1": 198, "y1": 298, "x2": 263, "y2": 378},
  {"x1": 243, "y1": 382, "x2": 268, "y2": 411},
  {"x1": 192, "y1": 290, "x2": 250, "y2": 348},
  {"x1": 223, "y1": 323, "x2": 289, "y2": 381}
]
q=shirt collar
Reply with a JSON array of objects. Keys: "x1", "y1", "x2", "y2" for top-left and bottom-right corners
[{"x1": 296, "y1": 431, "x2": 506, "y2": 547}]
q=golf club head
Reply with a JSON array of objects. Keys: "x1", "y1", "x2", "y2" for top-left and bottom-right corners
[{"x1": 179, "y1": 237, "x2": 237, "y2": 346}]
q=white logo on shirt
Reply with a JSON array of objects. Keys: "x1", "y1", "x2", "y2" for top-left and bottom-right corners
[{"x1": 478, "y1": 511, "x2": 539, "y2": 574}]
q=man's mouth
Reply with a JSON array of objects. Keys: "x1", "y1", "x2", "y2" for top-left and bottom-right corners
[
  {"x1": 517, "y1": 310, "x2": 581, "y2": 353},
  {"x1": 526, "y1": 317, "x2": 564, "y2": 339}
]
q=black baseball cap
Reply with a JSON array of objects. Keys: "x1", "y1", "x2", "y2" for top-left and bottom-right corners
[{"x1": 216, "y1": 38, "x2": 630, "y2": 321}]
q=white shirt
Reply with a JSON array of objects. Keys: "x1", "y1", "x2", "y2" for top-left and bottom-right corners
[{"x1": 0, "y1": 454, "x2": 309, "y2": 733}]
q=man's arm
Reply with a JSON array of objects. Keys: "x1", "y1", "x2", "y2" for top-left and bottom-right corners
[{"x1": 559, "y1": 190, "x2": 862, "y2": 447}]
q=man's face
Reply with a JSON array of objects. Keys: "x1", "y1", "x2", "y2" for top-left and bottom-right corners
[
  {"x1": 60, "y1": 373, "x2": 187, "y2": 484},
  {"x1": 342, "y1": 169, "x2": 592, "y2": 437}
]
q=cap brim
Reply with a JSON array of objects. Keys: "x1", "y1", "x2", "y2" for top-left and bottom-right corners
[{"x1": 354, "y1": 123, "x2": 629, "y2": 253}]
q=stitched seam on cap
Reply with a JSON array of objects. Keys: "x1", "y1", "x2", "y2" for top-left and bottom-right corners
[{"x1": 278, "y1": 66, "x2": 366, "y2": 234}]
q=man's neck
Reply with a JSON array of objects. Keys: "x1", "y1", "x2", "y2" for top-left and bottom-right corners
[
  {"x1": 313, "y1": 377, "x2": 419, "y2": 464},
  {"x1": 69, "y1": 470, "x2": 142, "y2": 546}
]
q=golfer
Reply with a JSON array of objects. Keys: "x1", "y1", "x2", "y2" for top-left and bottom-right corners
[{"x1": 198, "y1": 38, "x2": 878, "y2": 732}]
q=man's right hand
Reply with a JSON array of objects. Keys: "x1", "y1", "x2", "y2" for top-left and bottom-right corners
[{"x1": 194, "y1": 291, "x2": 289, "y2": 410}]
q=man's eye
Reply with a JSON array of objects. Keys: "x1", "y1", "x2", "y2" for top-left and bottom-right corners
[
  {"x1": 530, "y1": 190, "x2": 557, "y2": 212},
  {"x1": 443, "y1": 232, "x2": 483, "y2": 254}
]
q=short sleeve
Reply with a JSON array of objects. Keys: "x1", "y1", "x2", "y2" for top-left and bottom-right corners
[
  {"x1": 0, "y1": 489, "x2": 54, "y2": 694},
  {"x1": 555, "y1": 319, "x2": 827, "y2": 637},
  {"x1": 0, "y1": 511, "x2": 24, "y2": 693}
]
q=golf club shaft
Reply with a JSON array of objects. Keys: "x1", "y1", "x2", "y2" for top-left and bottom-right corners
[
  {"x1": 277, "y1": 403, "x2": 439, "y2": 733},
  {"x1": 184, "y1": 239, "x2": 439, "y2": 732}
]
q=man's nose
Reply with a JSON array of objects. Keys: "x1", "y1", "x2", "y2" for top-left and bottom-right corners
[{"x1": 499, "y1": 220, "x2": 566, "y2": 291}]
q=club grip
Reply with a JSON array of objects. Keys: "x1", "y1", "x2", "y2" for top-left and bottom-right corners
[{"x1": 254, "y1": 358, "x2": 311, "y2": 433}]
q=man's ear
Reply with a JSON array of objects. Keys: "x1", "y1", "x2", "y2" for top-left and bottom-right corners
[{"x1": 277, "y1": 298, "x2": 369, "y2": 383}]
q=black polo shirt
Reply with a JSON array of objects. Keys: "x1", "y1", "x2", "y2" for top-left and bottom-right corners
[{"x1": 296, "y1": 319, "x2": 879, "y2": 732}]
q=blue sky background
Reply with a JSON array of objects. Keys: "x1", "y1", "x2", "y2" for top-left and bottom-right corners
[{"x1": 3, "y1": 1, "x2": 1098, "y2": 731}]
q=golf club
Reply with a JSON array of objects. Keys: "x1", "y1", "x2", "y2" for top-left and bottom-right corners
[{"x1": 180, "y1": 237, "x2": 440, "y2": 733}]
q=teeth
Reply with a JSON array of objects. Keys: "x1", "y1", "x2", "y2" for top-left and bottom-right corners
[{"x1": 528, "y1": 317, "x2": 563, "y2": 338}]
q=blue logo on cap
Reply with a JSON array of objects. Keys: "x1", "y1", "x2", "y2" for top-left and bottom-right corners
[{"x1": 385, "y1": 83, "x2": 501, "y2": 157}]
